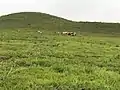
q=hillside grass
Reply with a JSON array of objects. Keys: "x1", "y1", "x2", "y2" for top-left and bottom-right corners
[
  {"x1": 1, "y1": 12, "x2": 120, "y2": 33},
  {"x1": 0, "y1": 28, "x2": 120, "y2": 90}
]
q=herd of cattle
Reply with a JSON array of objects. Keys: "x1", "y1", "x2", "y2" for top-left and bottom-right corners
[
  {"x1": 57, "y1": 32, "x2": 76, "y2": 36},
  {"x1": 17, "y1": 30, "x2": 77, "y2": 36},
  {"x1": 37, "y1": 31, "x2": 77, "y2": 36}
]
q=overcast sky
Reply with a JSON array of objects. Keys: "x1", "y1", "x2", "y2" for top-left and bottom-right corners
[{"x1": 0, "y1": 0, "x2": 120, "y2": 22}]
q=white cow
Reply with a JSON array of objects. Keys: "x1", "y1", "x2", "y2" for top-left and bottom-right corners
[
  {"x1": 62, "y1": 32, "x2": 76, "y2": 36},
  {"x1": 37, "y1": 31, "x2": 42, "y2": 34}
]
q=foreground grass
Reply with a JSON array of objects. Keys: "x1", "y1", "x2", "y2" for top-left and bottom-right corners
[{"x1": 0, "y1": 29, "x2": 120, "y2": 90}]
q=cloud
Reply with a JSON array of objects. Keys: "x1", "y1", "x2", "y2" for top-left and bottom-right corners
[{"x1": 0, "y1": 0, "x2": 35, "y2": 4}]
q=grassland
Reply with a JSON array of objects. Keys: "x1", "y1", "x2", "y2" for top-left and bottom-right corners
[
  {"x1": 0, "y1": 29, "x2": 120, "y2": 90},
  {"x1": 0, "y1": 12, "x2": 120, "y2": 90}
]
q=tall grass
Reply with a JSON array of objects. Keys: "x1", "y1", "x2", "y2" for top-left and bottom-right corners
[{"x1": 0, "y1": 29, "x2": 120, "y2": 89}]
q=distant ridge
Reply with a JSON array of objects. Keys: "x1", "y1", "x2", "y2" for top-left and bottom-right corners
[{"x1": 0, "y1": 12, "x2": 120, "y2": 33}]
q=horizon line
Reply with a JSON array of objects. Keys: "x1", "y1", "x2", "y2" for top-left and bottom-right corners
[{"x1": 0, "y1": 11, "x2": 120, "y2": 24}]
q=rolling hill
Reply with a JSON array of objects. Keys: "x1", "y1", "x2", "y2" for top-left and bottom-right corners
[{"x1": 0, "y1": 12, "x2": 120, "y2": 33}]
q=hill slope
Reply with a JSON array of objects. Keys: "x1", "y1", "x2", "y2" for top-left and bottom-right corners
[
  {"x1": 0, "y1": 12, "x2": 74, "y2": 31},
  {"x1": 0, "y1": 12, "x2": 120, "y2": 33}
]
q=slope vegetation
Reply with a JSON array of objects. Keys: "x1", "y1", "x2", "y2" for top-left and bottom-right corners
[{"x1": 0, "y1": 12, "x2": 120, "y2": 33}]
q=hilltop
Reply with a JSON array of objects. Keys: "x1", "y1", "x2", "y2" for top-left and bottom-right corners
[
  {"x1": 0, "y1": 12, "x2": 120, "y2": 33},
  {"x1": 0, "y1": 12, "x2": 73, "y2": 31}
]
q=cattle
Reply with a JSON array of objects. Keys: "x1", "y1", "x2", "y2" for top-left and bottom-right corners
[
  {"x1": 61, "y1": 32, "x2": 76, "y2": 36},
  {"x1": 37, "y1": 31, "x2": 42, "y2": 34}
]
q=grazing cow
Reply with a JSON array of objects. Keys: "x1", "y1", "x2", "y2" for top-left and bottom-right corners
[
  {"x1": 62, "y1": 32, "x2": 76, "y2": 36},
  {"x1": 37, "y1": 31, "x2": 42, "y2": 34}
]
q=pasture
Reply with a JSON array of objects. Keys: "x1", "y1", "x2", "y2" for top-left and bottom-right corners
[{"x1": 0, "y1": 29, "x2": 120, "y2": 90}]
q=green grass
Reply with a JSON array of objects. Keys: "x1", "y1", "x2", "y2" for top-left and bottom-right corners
[
  {"x1": 1, "y1": 12, "x2": 120, "y2": 33},
  {"x1": 0, "y1": 29, "x2": 120, "y2": 90},
  {"x1": 0, "y1": 12, "x2": 120, "y2": 90}
]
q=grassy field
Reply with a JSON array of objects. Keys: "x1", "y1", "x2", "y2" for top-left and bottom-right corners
[
  {"x1": 0, "y1": 12, "x2": 120, "y2": 90},
  {"x1": 0, "y1": 29, "x2": 120, "y2": 90}
]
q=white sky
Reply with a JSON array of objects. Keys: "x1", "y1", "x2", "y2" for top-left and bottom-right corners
[{"x1": 0, "y1": 0, "x2": 120, "y2": 22}]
